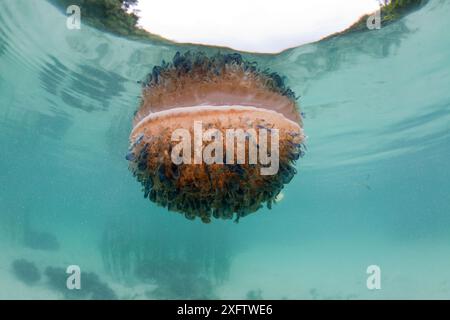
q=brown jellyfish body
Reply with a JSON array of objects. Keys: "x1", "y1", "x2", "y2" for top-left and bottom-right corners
[{"x1": 127, "y1": 52, "x2": 305, "y2": 223}]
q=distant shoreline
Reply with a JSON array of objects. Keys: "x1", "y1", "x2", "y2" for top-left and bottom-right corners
[{"x1": 322, "y1": 0, "x2": 429, "y2": 42}]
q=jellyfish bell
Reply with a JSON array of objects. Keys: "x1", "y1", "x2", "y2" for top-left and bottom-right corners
[{"x1": 127, "y1": 52, "x2": 305, "y2": 223}]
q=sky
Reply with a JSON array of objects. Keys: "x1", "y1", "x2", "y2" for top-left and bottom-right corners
[{"x1": 134, "y1": 0, "x2": 381, "y2": 53}]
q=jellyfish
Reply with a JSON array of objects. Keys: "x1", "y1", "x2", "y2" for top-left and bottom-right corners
[{"x1": 127, "y1": 51, "x2": 305, "y2": 223}]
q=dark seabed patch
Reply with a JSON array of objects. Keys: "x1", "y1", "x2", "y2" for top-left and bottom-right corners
[
  {"x1": 246, "y1": 289, "x2": 263, "y2": 300},
  {"x1": 136, "y1": 259, "x2": 217, "y2": 299},
  {"x1": 149, "y1": 274, "x2": 216, "y2": 300},
  {"x1": 12, "y1": 259, "x2": 41, "y2": 285}
]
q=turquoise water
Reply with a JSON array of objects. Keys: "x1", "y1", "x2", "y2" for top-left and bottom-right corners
[{"x1": 0, "y1": 0, "x2": 449, "y2": 299}]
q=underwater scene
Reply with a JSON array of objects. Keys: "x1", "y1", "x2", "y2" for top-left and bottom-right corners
[{"x1": 0, "y1": 0, "x2": 449, "y2": 300}]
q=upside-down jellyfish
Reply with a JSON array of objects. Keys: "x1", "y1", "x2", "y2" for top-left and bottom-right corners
[{"x1": 127, "y1": 52, "x2": 305, "y2": 223}]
